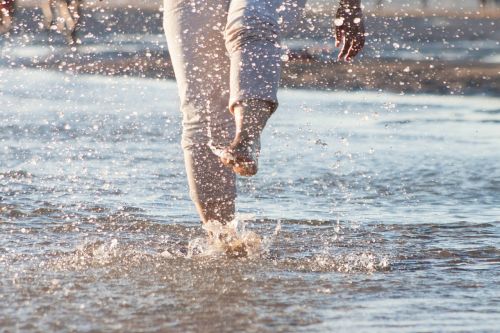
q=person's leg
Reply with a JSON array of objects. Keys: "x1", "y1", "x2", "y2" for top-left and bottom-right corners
[
  {"x1": 66, "y1": 0, "x2": 82, "y2": 44},
  {"x1": 0, "y1": 0, "x2": 14, "y2": 34},
  {"x1": 219, "y1": 99, "x2": 273, "y2": 176},
  {"x1": 57, "y1": 0, "x2": 77, "y2": 43},
  {"x1": 40, "y1": 0, "x2": 54, "y2": 30},
  {"x1": 221, "y1": 0, "x2": 306, "y2": 176},
  {"x1": 164, "y1": 0, "x2": 236, "y2": 225},
  {"x1": 225, "y1": 0, "x2": 282, "y2": 112}
]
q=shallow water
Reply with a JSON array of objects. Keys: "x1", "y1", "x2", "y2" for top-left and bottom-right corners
[
  {"x1": 2, "y1": 6, "x2": 500, "y2": 66},
  {"x1": 1, "y1": 68, "x2": 499, "y2": 332}
]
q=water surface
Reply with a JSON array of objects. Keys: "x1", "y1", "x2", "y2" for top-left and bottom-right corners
[{"x1": 1, "y1": 68, "x2": 499, "y2": 332}]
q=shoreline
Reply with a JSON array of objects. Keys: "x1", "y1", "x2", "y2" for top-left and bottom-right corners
[
  {"x1": 7, "y1": 53, "x2": 500, "y2": 98},
  {"x1": 16, "y1": 0, "x2": 500, "y2": 18},
  {"x1": 3, "y1": 6, "x2": 499, "y2": 98},
  {"x1": 281, "y1": 58, "x2": 500, "y2": 97}
]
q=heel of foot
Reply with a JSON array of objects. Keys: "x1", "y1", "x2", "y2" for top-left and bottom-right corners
[{"x1": 233, "y1": 161, "x2": 257, "y2": 177}]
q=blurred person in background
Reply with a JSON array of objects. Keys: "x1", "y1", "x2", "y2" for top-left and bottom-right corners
[
  {"x1": 41, "y1": 0, "x2": 82, "y2": 44},
  {"x1": 0, "y1": 0, "x2": 15, "y2": 34}
]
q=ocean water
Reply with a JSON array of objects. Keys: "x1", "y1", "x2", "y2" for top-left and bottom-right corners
[
  {"x1": 3, "y1": 6, "x2": 500, "y2": 66},
  {"x1": 1, "y1": 68, "x2": 499, "y2": 332}
]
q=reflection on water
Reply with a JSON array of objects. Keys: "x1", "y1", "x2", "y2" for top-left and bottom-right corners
[{"x1": 1, "y1": 68, "x2": 499, "y2": 332}]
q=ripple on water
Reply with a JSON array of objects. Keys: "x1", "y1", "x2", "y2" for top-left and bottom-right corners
[
  {"x1": 1, "y1": 68, "x2": 500, "y2": 331},
  {"x1": 1, "y1": 209, "x2": 499, "y2": 332}
]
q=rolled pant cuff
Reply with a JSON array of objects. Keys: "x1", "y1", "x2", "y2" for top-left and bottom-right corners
[{"x1": 229, "y1": 91, "x2": 279, "y2": 114}]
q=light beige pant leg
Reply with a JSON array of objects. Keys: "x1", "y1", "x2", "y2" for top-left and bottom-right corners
[
  {"x1": 225, "y1": 0, "x2": 307, "y2": 111},
  {"x1": 164, "y1": 0, "x2": 236, "y2": 223}
]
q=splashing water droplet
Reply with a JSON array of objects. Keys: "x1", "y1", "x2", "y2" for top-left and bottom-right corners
[{"x1": 185, "y1": 217, "x2": 280, "y2": 259}]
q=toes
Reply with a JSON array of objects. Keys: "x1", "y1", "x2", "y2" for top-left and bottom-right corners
[
  {"x1": 217, "y1": 147, "x2": 258, "y2": 176},
  {"x1": 220, "y1": 157, "x2": 234, "y2": 167},
  {"x1": 233, "y1": 161, "x2": 258, "y2": 177}
]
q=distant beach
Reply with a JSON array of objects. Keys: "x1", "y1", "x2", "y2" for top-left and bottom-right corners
[{"x1": 2, "y1": 5, "x2": 499, "y2": 97}]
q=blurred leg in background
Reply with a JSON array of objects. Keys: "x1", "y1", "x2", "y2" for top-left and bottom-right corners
[{"x1": 0, "y1": 0, "x2": 15, "y2": 34}]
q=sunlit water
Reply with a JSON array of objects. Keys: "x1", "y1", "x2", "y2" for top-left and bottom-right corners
[
  {"x1": 2, "y1": 7, "x2": 500, "y2": 65},
  {"x1": 1, "y1": 68, "x2": 499, "y2": 332}
]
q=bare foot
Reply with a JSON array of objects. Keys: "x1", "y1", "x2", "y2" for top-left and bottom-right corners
[
  {"x1": 218, "y1": 100, "x2": 273, "y2": 177},
  {"x1": 219, "y1": 132, "x2": 260, "y2": 176}
]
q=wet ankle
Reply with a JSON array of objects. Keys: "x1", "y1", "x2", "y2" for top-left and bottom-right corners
[{"x1": 233, "y1": 100, "x2": 274, "y2": 140}]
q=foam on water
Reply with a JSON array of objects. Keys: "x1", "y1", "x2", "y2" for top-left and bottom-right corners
[
  {"x1": 186, "y1": 217, "x2": 281, "y2": 259},
  {"x1": 39, "y1": 222, "x2": 392, "y2": 276}
]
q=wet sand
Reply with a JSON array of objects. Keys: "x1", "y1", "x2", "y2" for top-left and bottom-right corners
[
  {"x1": 2, "y1": 6, "x2": 499, "y2": 96},
  {"x1": 281, "y1": 58, "x2": 500, "y2": 96},
  {"x1": 14, "y1": 52, "x2": 499, "y2": 96}
]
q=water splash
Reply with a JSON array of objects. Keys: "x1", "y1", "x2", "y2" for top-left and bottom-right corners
[
  {"x1": 186, "y1": 217, "x2": 281, "y2": 259},
  {"x1": 310, "y1": 251, "x2": 391, "y2": 273}
]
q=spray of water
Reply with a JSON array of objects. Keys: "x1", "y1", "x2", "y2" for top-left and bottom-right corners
[{"x1": 186, "y1": 217, "x2": 281, "y2": 259}]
